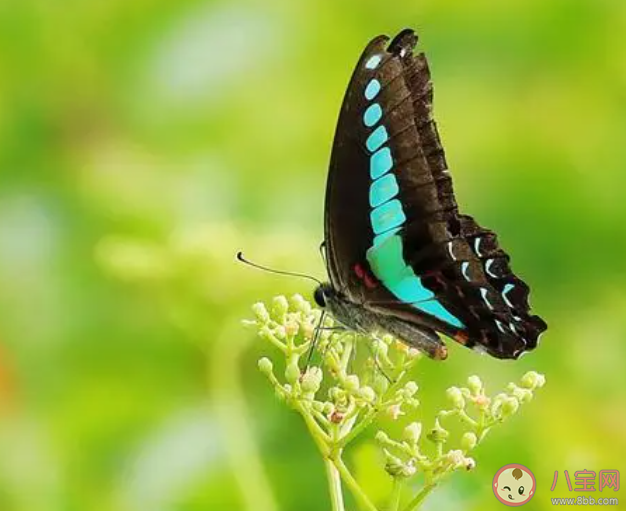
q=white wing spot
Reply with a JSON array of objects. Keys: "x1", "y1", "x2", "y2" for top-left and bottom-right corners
[
  {"x1": 474, "y1": 237, "x2": 483, "y2": 257},
  {"x1": 502, "y1": 283, "x2": 515, "y2": 308},
  {"x1": 447, "y1": 241, "x2": 456, "y2": 261},
  {"x1": 495, "y1": 319, "x2": 507, "y2": 333},
  {"x1": 461, "y1": 261, "x2": 471, "y2": 282},
  {"x1": 480, "y1": 287, "x2": 494, "y2": 310},
  {"x1": 485, "y1": 259, "x2": 498, "y2": 278}
]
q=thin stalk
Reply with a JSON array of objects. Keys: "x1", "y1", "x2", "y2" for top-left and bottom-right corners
[
  {"x1": 334, "y1": 456, "x2": 379, "y2": 511},
  {"x1": 294, "y1": 401, "x2": 331, "y2": 452},
  {"x1": 339, "y1": 409, "x2": 377, "y2": 447},
  {"x1": 388, "y1": 478, "x2": 403, "y2": 511},
  {"x1": 325, "y1": 458, "x2": 346, "y2": 511},
  {"x1": 340, "y1": 372, "x2": 414, "y2": 448},
  {"x1": 400, "y1": 483, "x2": 436, "y2": 511}
]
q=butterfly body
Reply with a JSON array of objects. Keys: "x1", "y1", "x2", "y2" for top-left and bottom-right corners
[
  {"x1": 315, "y1": 282, "x2": 449, "y2": 359},
  {"x1": 317, "y1": 29, "x2": 547, "y2": 360}
]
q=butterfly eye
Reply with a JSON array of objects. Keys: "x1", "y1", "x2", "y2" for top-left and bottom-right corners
[
  {"x1": 314, "y1": 286, "x2": 327, "y2": 307},
  {"x1": 518, "y1": 486, "x2": 525, "y2": 495}
]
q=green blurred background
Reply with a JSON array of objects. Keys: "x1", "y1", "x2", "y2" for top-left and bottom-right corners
[{"x1": 1, "y1": 0, "x2": 625, "y2": 509}]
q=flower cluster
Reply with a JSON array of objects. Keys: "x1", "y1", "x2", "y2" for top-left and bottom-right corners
[
  {"x1": 375, "y1": 371, "x2": 545, "y2": 491},
  {"x1": 247, "y1": 295, "x2": 546, "y2": 511}
]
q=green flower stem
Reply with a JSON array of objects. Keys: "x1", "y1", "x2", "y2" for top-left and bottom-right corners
[
  {"x1": 339, "y1": 371, "x2": 414, "y2": 448},
  {"x1": 389, "y1": 479, "x2": 403, "y2": 511},
  {"x1": 338, "y1": 408, "x2": 377, "y2": 447},
  {"x1": 475, "y1": 408, "x2": 488, "y2": 439},
  {"x1": 262, "y1": 331, "x2": 286, "y2": 352},
  {"x1": 457, "y1": 410, "x2": 478, "y2": 428},
  {"x1": 325, "y1": 458, "x2": 346, "y2": 511},
  {"x1": 311, "y1": 409, "x2": 332, "y2": 429},
  {"x1": 294, "y1": 401, "x2": 331, "y2": 451},
  {"x1": 334, "y1": 456, "x2": 379, "y2": 511},
  {"x1": 401, "y1": 483, "x2": 437, "y2": 511},
  {"x1": 340, "y1": 337, "x2": 354, "y2": 370}
]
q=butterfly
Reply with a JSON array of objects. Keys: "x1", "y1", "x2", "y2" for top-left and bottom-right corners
[{"x1": 314, "y1": 28, "x2": 547, "y2": 360}]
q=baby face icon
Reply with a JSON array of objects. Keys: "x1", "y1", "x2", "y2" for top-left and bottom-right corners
[{"x1": 493, "y1": 464, "x2": 536, "y2": 506}]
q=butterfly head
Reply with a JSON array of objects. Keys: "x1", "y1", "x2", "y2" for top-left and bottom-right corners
[{"x1": 313, "y1": 282, "x2": 335, "y2": 308}]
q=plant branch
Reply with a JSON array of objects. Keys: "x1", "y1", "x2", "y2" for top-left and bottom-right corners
[
  {"x1": 334, "y1": 456, "x2": 379, "y2": 511},
  {"x1": 325, "y1": 458, "x2": 346, "y2": 511},
  {"x1": 400, "y1": 483, "x2": 436, "y2": 511},
  {"x1": 388, "y1": 478, "x2": 403, "y2": 511}
]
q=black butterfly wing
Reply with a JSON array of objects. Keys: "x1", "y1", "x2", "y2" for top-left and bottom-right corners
[{"x1": 324, "y1": 29, "x2": 547, "y2": 359}]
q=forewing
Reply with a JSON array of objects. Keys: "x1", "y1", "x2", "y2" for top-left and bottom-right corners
[{"x1": 324, "y1": 29, "x2": 547, "y2": 359}]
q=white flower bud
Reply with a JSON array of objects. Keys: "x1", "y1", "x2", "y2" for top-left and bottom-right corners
[
  {"x1": 446, "y1": 449, "x2": 465, "y2": 468},
  {"x1": 467, "y1": 375, "x2": 483, "y2": 395},
  {"x1": 252, "y1": 302, "x2": 270, "y2": 323},
  {"x1": 375, "y1": 431, "x2": 390, "y2": 445},
  {"x1": 387, "y1": 403, "x2": 404, "y2": 420},
  {"x1": 258, "y1": 357, "x2": 273, "y2": 376},
  {"x1": 403, "y1": 381, "x2": 419, "y2": 397},
  {"x1": 301, "y1": 367, "x2": 323, "y2": 393},
  {"x1": 359, "y1": 386, "x2": 376, "y2": 403},
  {"x1": 520, "y1": 371, "x2": 546, "y2": 389},
  {"x1": 290, "y1": 294, "x2": 311, "y2": 314},
  {"x1": 271, "y1": 295, "x2": 289, "y2": 322},
  {"x1": 446, "y1": 386, "x2": 465, "y2": 409},
  {"x1": 403, "y1": 422, "x2": 422, "y2": 443},
  {"x1": 461, "y1": 432, "x2": 477, "y2": 451},
  {"x1": 284, "y1": 320, "x2": 299, "y2": 337},
  {"x1": 501, "y1": 396, "x2": 520, "y2": 417}
]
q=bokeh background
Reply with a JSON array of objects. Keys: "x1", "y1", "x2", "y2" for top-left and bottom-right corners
[{"x1": 1, "y1": 0, "x2": 625, "y2": 509}]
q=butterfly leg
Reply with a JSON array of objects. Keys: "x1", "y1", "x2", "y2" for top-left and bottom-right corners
[
  {"x1": 380, "y1": 318, "x2": 448, "y2": 360},
  {"x1": 304, "y1": 311, "x2": 347, "y2": 368}
]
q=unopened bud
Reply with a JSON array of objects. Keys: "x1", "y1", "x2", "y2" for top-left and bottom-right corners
[
  {"x1": 467, "y1": 375, "x2": 483, "y2": 395},
  {"x1": 284, "y1": 320, "x2": 299, "y2": 337},
  {"x1": 359, "y1": 386, "x2": 376, "y2": 403},
  {"x1": 501, "y1": 397, "x2": 520, "y2": 417},
  {"x1": 403, "y1": 381, "x2": 419, "y2": 397},
  {"x1": 301, "y1": 367, "x2": 323, "y2": 393},
  {"x1": 271, "y1": 295, "x2": 289, "y2": 322},
  {"x1": 461, "y1": 432, "x2": 477, "y2": 451},
  {"x1": 375, "y1": 431, "x2": 390, "y2": 444},
  {"x1": 520, "y1": 371, "x2": 546, "y2": 389},
  {"x1": 387, "y1": 403, "x2": 404, "y2": 420},
  {"x1": 252, "y1": 302, "x2": 270, "y2": 323},
  {"x1": 403, "y1": 422, "x2": 422, "y2": 444},
  {"x1": 291, "y1": 294, "x2": 311, "y2": 314},
  {"x1": 258, "y1": 357, "x2": 273, "y2": 376},
  {"x1": 446, "y1": 386, "x2": 465, "y2": 409}
]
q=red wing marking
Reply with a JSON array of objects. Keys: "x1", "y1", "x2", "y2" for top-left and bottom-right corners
[{"x1": 353, "y1": 263, "x2": 379, "y2": 289}]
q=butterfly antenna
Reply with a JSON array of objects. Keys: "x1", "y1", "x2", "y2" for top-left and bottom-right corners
[{"x1": 236, "y1": 252, "x2": 323, "y2": 286}]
